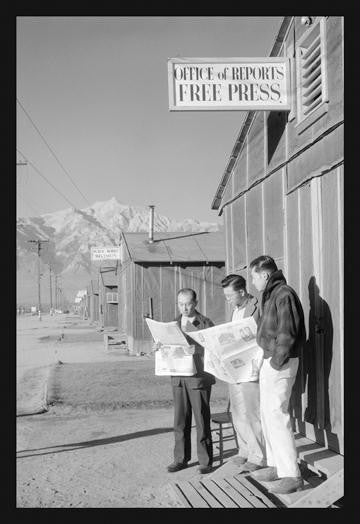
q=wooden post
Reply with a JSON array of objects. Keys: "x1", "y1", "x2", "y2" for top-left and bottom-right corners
[{"x1": 148, "y1": 297, "x2": 153, "y2": 319}]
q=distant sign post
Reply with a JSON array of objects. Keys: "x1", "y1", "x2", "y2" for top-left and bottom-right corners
[
  {"x1": 168, "y1": 57, "x2": 290, "y2": 111},
  {"x1": 91, "y1": 246, "x2": 121, "y2": 261}
]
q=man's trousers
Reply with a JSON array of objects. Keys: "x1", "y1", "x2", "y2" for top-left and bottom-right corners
[
  {"x1": 172, "y1": 378, "x2": 213, "y2": 466},
  {"x1": 228, "y1": 381, "x2": 266, "y2": 466},
  {"x1": 259, "y1": 357, "x2": 300, "y2": 478}
]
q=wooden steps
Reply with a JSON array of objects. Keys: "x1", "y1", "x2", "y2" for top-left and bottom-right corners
[
  {"x1": 169, "y1": 434, "x2": 344, "y2": 508},
  {"x1": 170, "y1": 474, "x2": 277, "y2": 508},
  {"x1": 103, "y1": 332, "x2": 127, "y2": 351},
  {"x1": 294, "y1": 435, "x2": 344, "y2": 477}
]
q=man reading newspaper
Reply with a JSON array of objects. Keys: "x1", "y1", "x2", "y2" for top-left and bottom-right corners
[
  {"x1": 187, "y1": 275, "x2": 266, "y2": 473},
  {"x1": 151, "y1": 288, "x2": 215, "y2": 475}
]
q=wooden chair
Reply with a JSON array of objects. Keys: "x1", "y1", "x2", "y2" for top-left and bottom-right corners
[{"x1": 211, "y1": 399, "x2": 239, "y2": 466}]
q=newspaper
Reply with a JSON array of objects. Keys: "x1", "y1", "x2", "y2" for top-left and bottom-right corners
[
  {"x1": 145, "y1": 318, "x2": 196, "y2": 376},
  {"x1": 187, "y1": 316, "x2": 263, "y2": 384},
  {"x1": 145, "y1": 318, "x2": 190, "y2": 346}
]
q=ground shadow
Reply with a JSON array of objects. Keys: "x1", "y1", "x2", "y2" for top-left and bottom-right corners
[
  {"x1": 290, "y1": 276, "x2": 339, "y2": 452},
  {"x1": 17, "y1": 426, "x2": 174, "y2": 458}
]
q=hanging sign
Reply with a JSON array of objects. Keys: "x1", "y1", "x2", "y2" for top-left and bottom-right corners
[
  {"x1": 168, "y1": 57, "x2": 290, "y2": 111},
  {"x1": 91, "y1": 246, "x2": 120, "y2": 261}
]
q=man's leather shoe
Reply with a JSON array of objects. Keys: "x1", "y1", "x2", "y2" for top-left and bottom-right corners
[
  {"x1": 231, "y1": 456, "x2": 247, "y2": 466},
  {"x1": 268, "y1": 476, "x2": 304, "y2": 494},
  {"x1": 167, "y1": 462, "x2": 188, "y2": 473},
  {"x1": 239, "y1": 461, "x2": 263, "y2": 473},
  {"x1": 251, "y1": 466, "x2": 278, "y2": 481},
  {"x1": 197, "y1": 465, "x2": 213, "y2": 474}
]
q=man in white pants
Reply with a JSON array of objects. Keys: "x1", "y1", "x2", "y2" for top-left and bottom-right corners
[
  {"x1": 221, "y1": 274, "x2": 266, "y2": 473},
  {"x1": 249, "y1": 255, "x2": 305, "y2": 494}
]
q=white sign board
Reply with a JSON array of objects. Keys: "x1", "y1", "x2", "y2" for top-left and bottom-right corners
[
  {"x1": 168, "y1": 57, "x2": 291, "y2": 111},
  {"x1": 91, "y1": 246, "x2": 120, "y2": 261}
]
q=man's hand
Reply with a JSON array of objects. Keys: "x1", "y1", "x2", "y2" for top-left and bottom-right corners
[
  {"x1": 152, "y1": 341, "x2": 163, "y2": 352},
  {"x1": 184, "y1": 345, "x2": 195, "y2": 355}
]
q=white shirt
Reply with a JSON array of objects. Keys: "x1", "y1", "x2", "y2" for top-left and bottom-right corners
[{"x1": 232, "y1": 305, "x2": 246, "y2": 322}]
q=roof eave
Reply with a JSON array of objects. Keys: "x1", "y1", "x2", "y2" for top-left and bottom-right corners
[{"x1": 211, "y1": 16, "x2": 293, "y2": 213}]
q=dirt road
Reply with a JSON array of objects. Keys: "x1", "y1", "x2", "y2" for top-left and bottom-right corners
[{"x1": 16, "y1": 315, "x2": 235, "y2": 507}]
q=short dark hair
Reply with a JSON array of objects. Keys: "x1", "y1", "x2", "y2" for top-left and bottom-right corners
[
  {"x1": 177, "y1": 288, "x2": 197, "y2": 301},
  {"x1": 221, "y1": 274, "x2": 246, "y2": 291},
  {"x1": 249, "y1": 255, "x2": 278, "y2": 274}
]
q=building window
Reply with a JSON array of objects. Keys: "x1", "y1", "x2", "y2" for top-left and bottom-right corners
[
  {"x1": 106, "y1": 292, "x2": 118, "y2": 304},
  {"x1": 296, "y1": 18, "x2": 328, "y2": 125}
]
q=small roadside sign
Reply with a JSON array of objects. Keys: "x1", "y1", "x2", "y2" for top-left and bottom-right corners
[{"x1": 91, "y1": 246, "x2": 120, "y2": 261}]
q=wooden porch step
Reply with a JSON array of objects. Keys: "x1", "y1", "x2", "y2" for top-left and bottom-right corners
[
  {"x1": 293, "y1": 435, "x2": 344, "y2": 477},
  {"x1": 103, "y1": 332, "x2": 127, "y2": 351},
  {"x1": 170, "y1": 468, "x2": 342, "y2": 508},
  {"x1": 169, "y1": 475, "x2": 277, "y2": 508},
  {"x1": 169, "y1": 434, "x2": 344, "y2": 508}
]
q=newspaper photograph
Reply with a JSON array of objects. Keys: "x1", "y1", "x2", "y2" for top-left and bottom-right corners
[
  {"x1": 145, "y1": 318, "x2": 196, "y2": 376},
  {"x1": 154, "y1": 346, "x2": 196, "y2": 376},
  {"x1": 187, "y1": 316, "x2": 264, "y2": 383}
]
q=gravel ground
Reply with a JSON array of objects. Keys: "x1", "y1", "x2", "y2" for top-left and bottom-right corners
[{"x1": 16, "y1": 315, "x2": 236, "y2": 508}]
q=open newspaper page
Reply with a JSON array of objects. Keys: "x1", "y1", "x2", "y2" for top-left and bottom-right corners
[
  {"x1": 187, "y1": 316, "x2": 263, "y2": 383},
  {"x1": 145, "y1": 318, "x2": 195, "y2": 376}
]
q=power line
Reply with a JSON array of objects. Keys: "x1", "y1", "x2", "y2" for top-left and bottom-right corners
[
  {"x1": 16, "y1": 148, "x2": 78, "y2": 209},
  {"x1": 16, "y1": 100, "x2": 121, "y2": 245},
  {"x1": 17, "y1": 98, "x2": 91, "y2": 207},
  {"x1": 16, "y1": 149, "x2": 118, "y2": 245}
]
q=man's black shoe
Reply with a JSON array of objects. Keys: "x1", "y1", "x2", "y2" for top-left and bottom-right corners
[
  {"x1": 197, "y1": 465, "x2": 213, "y2": 474},
  {"x1": 167, "y1": 462, "x2": 188, "y2": 473}
]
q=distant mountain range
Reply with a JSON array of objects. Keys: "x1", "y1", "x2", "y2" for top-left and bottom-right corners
[{"x1": 16, "y1": 197, "x2": 222, "y2": 304}]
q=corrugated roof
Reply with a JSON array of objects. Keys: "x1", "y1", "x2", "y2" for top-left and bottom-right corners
[
  {"x1": 122, "y1": 232, "x2": 225, "y2": 263},
  {"x1": 100, "y1": 266, "x2": 118, "y2": 287}
]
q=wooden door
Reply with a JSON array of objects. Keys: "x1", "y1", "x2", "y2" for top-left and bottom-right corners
[{"x1": 287, "y1": 168, "x2": 343, "y2": 453}]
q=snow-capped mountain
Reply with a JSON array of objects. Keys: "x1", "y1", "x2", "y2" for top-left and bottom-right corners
[{"x1": 16, "y1": 198, "x2": 222, "y2": 304}]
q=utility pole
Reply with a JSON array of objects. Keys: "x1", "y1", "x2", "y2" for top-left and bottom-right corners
[
  {"x1": 49, "y1": 264, "x2": 53, "y2": 313},
  {"x1": 55, "y1": 275, "x2": 58, "y2": 310},
  {"x1": 55, "y1": 274, "x2": 62, "y2": 312},
  {"x1": 27, "y1": 239, "x2": 49, "y2": 318}
]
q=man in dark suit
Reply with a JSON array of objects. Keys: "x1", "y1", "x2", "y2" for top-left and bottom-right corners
[{"x1": 156, "y1": 288, "x2": 215, "y2": 474}]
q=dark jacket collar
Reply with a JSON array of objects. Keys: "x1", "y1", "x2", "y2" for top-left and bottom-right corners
[
  {"x1": 262, "y1": 270, "x2": 287, "y2": 304},
  {"x1": 243, "y1": 295, "x2": 258, "y2": 317}
]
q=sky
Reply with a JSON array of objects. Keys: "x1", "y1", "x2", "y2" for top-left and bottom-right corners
[{"x1": 16, "y1": 16, "x2": 283, "y2": 224}]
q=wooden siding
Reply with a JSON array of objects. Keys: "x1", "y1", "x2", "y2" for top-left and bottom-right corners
[
  {"x1": 123, "y1": 262, "x2": 225, "y2": 353},
  {"x1": 323, "y1": 17, "x2": 343, "y2": 128},
  {"x1": 245, "y1": 184, "x2": 264, "y2": 287},
  {"x1": 263, "y1": 171, "x2": 284, "y2": 259},
  {"x1": 320, "y1": 168, "x2": 343, "y2": 452},
  {"x1": 287, "y1": 123, "x2": 343, "y2": 193},
  {"x1": 233, "y1": 142, "x2": 247, "y2": 195},
  {"x1": 216, "y1": 17, "x2": 343, "y2": 453},
  {"x1": 247, "y1": 113, "x2": 265, "y2": 186},
  {"x1": 285, "y1": 170, "x2": 343, "y2": 453},
  {"x1": 224, "y1": 206, "x2": 233, "y2": 273},
  {"x1": 232, "y1": 197, "x2": 246, "y2": 270}
]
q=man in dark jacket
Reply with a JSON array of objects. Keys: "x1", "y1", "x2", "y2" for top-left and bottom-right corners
[
  {"x1": 157, "y1": 288, "x2": 215, "y2": 474},
  {"x1": 221, "y1": 274, "x2": 266, "y2": 472},
  {"x1": 249, "y1": 255, "x2": 305, "y2": 494}
]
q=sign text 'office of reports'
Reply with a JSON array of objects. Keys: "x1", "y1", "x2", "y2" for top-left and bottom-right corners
[{"x1": 168, "y1": 57, "x2": 291, "y2": 111}]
